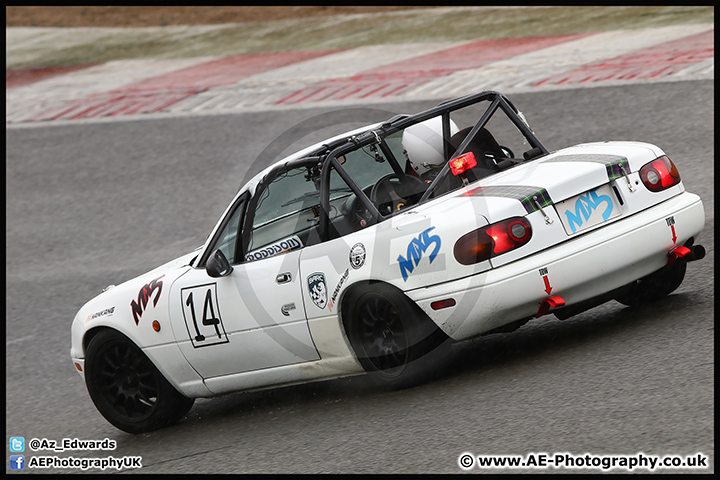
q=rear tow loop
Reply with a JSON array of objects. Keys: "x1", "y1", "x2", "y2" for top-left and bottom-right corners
[
  {"x1": 668, "y1": 244, "x2": 705, "y2": 266},
  {"x1": 536, "y1": 295, "x2": 566, "y2": 318}
]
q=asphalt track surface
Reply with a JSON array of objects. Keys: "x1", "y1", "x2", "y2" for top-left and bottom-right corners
[{"x1": 6, "y1": 80, "x2": 714, "y2": 474}]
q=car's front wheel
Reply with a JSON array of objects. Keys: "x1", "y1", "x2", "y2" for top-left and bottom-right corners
[
  {"x1": 344, "y1": 285, "x2": 450, "y2": 389},
  {"x1": 84, "y1": 329, "x2": 194, "y2": 434}
]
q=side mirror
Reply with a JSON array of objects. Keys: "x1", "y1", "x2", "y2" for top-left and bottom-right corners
[{"x1": 206, "y1": 249, "x2": 233, "y2": 278}]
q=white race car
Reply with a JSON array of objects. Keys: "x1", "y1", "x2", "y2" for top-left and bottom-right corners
[{"x1": 71, "y1": 91, "x2": 706, "y2": 433}]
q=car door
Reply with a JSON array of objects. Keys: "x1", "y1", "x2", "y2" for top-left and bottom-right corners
[
  {"x1": 168, "y1": 164, "x2": 325, "y2": 379},
  {"x1": 169, "y1": 250, "x2": 318, "y2": 379}
]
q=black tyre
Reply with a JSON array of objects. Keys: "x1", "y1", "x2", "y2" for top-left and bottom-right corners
[
  {"x1": 84, "y1": 329, "x2": 194, "y2": 434},
  {"x1": 344, "y1": 285, "x2": 450, "y2": 389},
  {"x1": 614, "y1": 261, "x2": 687, "y2": 307}
]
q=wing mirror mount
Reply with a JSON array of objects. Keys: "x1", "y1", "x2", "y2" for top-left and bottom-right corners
[{"x1": 206, "y1": 249, "x2": 233, "y2": 278}]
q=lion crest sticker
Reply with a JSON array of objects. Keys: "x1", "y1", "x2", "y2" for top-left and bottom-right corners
[{"x1": 307, "y1": 272, "x2": 328, "y2": 309}]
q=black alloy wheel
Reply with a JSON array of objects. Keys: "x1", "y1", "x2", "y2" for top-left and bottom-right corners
[
  {"x1": 356, "y1": 290, "x2": 411, "y2": 378},
  {"x1": 84, "y1": 330, "x2": 194, "y2": 433},
  {"x1": 346, "y1": 285, "x2": 450, "y2": 389}
]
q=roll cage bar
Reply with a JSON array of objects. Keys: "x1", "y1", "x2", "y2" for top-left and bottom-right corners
[
  {"x1": 314, "y1": 90, "x2": 548, "y2": 241},
  {"x1": 199, "y1": 91, "x2": 549, "y2": 267}
]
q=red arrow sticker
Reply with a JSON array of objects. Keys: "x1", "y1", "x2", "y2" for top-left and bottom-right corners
[
  {"x1": 543, "y1": 275, "x2": 553, "y2": 294},
  {"x1": 666, "y1": 216, "x2": 677, "y2": 243},
  {"x1": 539, "y1": 267, "x2": 552, "y2": 294}
]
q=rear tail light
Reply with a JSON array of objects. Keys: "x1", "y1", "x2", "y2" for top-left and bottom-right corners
[
  {"x1": 639, "y1": 156, "x2": 681, "y2": 192},
  {"x1": 454, "y1": 217, "x2": 532, "y2": 265}
]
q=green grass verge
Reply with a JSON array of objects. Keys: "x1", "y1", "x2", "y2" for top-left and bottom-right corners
[{"x1": 6, "y1": 6, "x2": 714, "y2": 69}]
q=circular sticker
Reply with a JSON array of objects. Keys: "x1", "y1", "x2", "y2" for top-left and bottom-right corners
[{"x1": 349, "y1": 243, "x2": 366, "y2": 270}]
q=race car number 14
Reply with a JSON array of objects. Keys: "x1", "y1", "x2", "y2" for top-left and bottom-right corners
[{"x1": 180, "y1": 283, "x2": 229, "y2": 348}]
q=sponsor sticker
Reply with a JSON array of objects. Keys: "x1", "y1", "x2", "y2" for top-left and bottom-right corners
[
  {"x1": 245, "y1": 235, "x2": 303, "y2": 262},
  {"x1": 130, "y1": 276, "x2": 164, "y2": 326},
  {"x1": 281, "y1": 303, "x2": 296, "y2": 317},
  {"x1": 398, "y1": 227, "x2": 441, "y2": 281},
  {"x1": 86, "y1": 306, "x2": 115, "y2": 323},
  {"x1": 349, "y1": 243, "x2": 366, "y2": 269},
  {"x1": 307, "y1": 272, "x2": 328, "y2": 309},
  {"x1": 556, "y1": 184, "x2": 621, "y2": 235},
  {"x1": 328, "y1": 269, "x2": 350, "y2": 312}
]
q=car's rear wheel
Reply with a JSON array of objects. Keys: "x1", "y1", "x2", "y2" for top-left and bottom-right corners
[
  {"x1": 84, "y1": 329, "x2": 194, "y2": 434},
  {"x1": 614, "y1": 261, "x2": 687, "y2": 307},
  {"x1": 345, "y1": 285, "x2": 450, "y2": 389}
]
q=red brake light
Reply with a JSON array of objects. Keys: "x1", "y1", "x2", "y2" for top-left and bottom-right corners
[
  {"x1": 454, "y1": 217, "x2": 532, "y2": 265},
  {"x1": 486, "y1": 224, "x2": 515, "y2": 255},
  {"x1": 450, "y1": 152, "x2": 477, "y2": 176},
  {"x1": 640, "y1": 156, "x2": 680, "y2": 192}
]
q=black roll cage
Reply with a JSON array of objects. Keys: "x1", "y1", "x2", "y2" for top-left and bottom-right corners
[
  {"x1": 315, "y1": 90, "x2": 548, "y2": 240},
  {"x1": 199, "y1": 91, "x2": 548, "y2": 267}
]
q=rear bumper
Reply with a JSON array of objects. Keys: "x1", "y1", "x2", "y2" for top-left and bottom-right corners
[{"x1": 406, "y1": 192, "x2": 705, "y2": 340}]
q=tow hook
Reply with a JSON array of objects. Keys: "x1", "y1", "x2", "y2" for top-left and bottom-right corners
[
  {"x1": 668, "y1": 244, "x2": 705, "y2": 265},
  {"x1": 536, "y1": 295, "x2": 565, "y2": 318}
]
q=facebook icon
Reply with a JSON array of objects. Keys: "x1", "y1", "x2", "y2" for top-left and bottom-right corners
[{"x1": 10, "y1": 455, "x2": 25, "y2": 470}]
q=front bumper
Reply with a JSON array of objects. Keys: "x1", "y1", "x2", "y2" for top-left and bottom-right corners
[
  {"x1": 71, "y1": 357, "x2": 85, "y2": 380},
  {"x1": 407, "y1": 192, "x2": 705, "y2": 340}
]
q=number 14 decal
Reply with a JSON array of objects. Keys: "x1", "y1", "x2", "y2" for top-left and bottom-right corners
[{"x1": 181, "y1": 284, "x2": 229, "y2": 348}]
